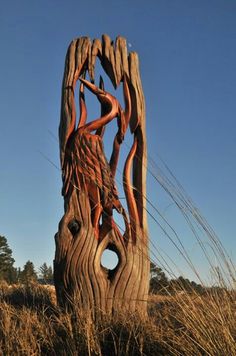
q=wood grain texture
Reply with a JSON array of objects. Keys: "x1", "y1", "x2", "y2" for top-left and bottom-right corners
[{"x1": 54, "y1": 35, "x2": 150, "y2": 316}]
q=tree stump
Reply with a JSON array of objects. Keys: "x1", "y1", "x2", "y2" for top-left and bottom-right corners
[{"x1": 54, "y1": 35, "x2": 150, "y2": 316}]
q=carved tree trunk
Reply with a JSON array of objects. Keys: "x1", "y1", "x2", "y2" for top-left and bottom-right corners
[{"x1": 54, "y1": 35, "x2": 150, "y2": 316}]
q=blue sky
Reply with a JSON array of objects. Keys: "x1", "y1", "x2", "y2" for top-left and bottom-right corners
[{"x1": 0, "y1": 1, "x2": 235, "y2": 280}]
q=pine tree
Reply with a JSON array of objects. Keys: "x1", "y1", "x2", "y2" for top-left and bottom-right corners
[
  {"x1": 150, "y1": 262, "x2": 169, "y2": 294},
  {"x1": 19, "y1": 260, "x2": 38, "y2": 284},
  {"x1": 39, "y1": 263, "x2": 53, "y2": 284},
  {"x1": 0, "y1": 235, "x2": 16, "y2": 283}
]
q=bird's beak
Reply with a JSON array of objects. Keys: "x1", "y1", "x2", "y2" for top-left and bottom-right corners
[{"x1": 79, "y1": 77, "x2": 104, "y2": 96}]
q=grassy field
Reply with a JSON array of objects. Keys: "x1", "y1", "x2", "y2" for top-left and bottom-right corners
[{"x1": 0, "y1": 282, "x2": 236, "y2": 355}]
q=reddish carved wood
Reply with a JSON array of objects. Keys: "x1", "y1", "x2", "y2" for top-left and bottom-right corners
[{"x1": 54, "y1": 35, "x2": 150, "y2": 316}]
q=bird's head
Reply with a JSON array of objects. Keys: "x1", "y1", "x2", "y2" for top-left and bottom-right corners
[{"x1": 79, "y1": 77, "x2": 114, "y2": 106}]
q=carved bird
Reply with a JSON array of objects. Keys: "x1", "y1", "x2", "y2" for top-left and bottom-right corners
[{"x1": 62, "y1": 77, "x2": 130, "y2": 240}]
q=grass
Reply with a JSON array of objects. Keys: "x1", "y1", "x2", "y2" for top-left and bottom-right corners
[{"x1": 0, "y1": 282, "x2": 236, "y2": 355}]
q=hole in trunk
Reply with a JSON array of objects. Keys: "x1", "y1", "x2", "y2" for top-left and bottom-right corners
[
  {"x1": 68, "y1": 219, "x2": 81, "y2": 236},
  {"x1": 101, "y1": 249, "x2": 119, "y2": 270}
]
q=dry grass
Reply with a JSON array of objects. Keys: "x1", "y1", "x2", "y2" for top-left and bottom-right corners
[
  {"x1": 0, "y1": 282, "x2": 236, "y2": 355},
  {"x1": 150, "y1": 289, "x2": 236, "y2": 355}
]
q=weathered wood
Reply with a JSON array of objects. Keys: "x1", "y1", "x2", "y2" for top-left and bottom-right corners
[
  {"x1": 88, "y1": 38, "x2": 102, "y2": 82},
  {"x1": 115, "y1": 36, "x2": 129, "y2": 85},
  {"x1": 54, "y1": 35, "x2": 150, "y2": 316}
]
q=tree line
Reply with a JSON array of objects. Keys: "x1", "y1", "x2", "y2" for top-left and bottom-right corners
[
  {"x1": 149, "y1": 262, "x2": 219, "y2": 295},
  {"x1": 0, "y1": 234, "x2": 212, "y2": 294},
  {"x1": 0, "y1": 235, "x2": 53, "y2": 284}
]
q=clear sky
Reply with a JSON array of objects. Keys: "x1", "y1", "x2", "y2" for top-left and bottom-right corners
[{"x1": 0, "y1": 0, "x2": 235, "y2": 281}]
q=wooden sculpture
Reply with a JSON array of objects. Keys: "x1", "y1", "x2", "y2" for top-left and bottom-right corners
[{"x1": 54, "y1": 35, "x2": 150, "y2": 315}]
